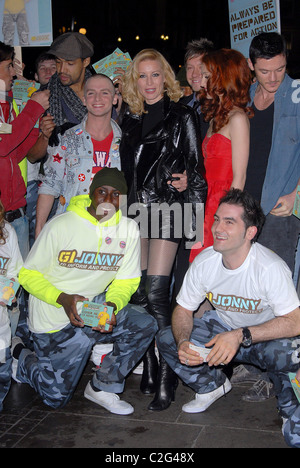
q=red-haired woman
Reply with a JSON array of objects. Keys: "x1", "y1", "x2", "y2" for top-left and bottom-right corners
[{"x1": 190, "y1": 48, "x2": 253, "y2": 261}]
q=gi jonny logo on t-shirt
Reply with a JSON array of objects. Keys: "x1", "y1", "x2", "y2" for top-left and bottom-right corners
[
  {"x1": 207, "y1": 292, "x2": 262, "y2": 315},
  {"x1": 58, "y1": 249, "x2": 124, "y2": 271},
  {"x1": 0, "y1": 256, "x2": 9, "y2": 275}
]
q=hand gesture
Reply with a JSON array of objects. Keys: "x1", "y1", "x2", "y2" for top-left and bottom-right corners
[
  {"x1": 270, "y1": 192, "x2": 296, "y2": 217},
  {"x1": 204, "y1": 330, "x2": 241, "y2": 367},
  {"x1": 13, "y1": 57, "x2": 26, "y2": 80},
  {"x1": 40, "y1": 114, "x2": 56, "y2": 139},
  {"x1": 177, "y1": 340, "x2": 206, "y2": 366},
  {"x1": 167, "y1": 171, "x2": 187, "y2": 192},
  {"x1": 57, "y1": 292, "x2": 88, "y2": 327},
  {"x1": 113, "y1": 67, "x2": 125, "y2": 94},
  {"x1": 31, "y1": 89, "x2": 50, "y2": 111}
]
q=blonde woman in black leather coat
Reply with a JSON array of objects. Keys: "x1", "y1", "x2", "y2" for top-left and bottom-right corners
[{"x1": 120, "y1": 49, "x2": 207, "y2": 411}]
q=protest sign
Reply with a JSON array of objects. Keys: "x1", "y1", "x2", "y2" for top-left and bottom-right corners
[
  {"x1": 0, "y1": 0, "x2": 52, "y2": 47},
  {"x1": 228, "y1": 0, "x2": 281, "y2": 57}
]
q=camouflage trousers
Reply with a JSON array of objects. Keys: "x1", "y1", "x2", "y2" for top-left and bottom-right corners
[
  {"x1": 0, "y1": 348, "x2": 12, "y2": 412},
  {"x1": 17, "y1": 303, "x2": 157, "y2": 409},
  {"x1": 283, "y1": 405, "x2": 300, "y2": 448},
  {"x1": 157, "y1": 310, "x2": 300, "y2": 446},
  {"x1": 2, "y1": 12, "x2": 29, "y2": 46}
]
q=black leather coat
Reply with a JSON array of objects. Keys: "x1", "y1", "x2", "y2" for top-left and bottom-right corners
[{"x1": 120, "y1": 95, "x2": 207, "y2": 219}]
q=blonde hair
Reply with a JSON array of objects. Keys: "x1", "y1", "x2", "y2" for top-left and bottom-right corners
[{"x1": 122, "y1": 49, "x2": 183, "y2": 115}]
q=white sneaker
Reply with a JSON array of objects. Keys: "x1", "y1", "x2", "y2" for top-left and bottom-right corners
[
  {"x1": 91, "y1": 343, "x2": 114, "y2": 367},
  {"x1": 11, "y1": 359, "x2": 21, "y2": 383},
  {"x1": 281, "y1": 417, "x2": 288, "y2": 436},
  {"x1": 132, "y1": 361, "x2": 144, "y2": 375},
  {"x1": 132, "y1": 345, "x2": 159, "y2": 375},
  {"x1": 182, "y1": 378, "x2": 232, "y2": 413},
  {"x1": 84, "y1": 382, "x2": 134, "y2": 415}
]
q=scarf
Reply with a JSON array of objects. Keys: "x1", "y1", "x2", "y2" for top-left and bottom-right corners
[
  {"x1": 47, "y1": 69, "x2": 92, "y2": 146},
  {"x1": 48, "y1": 69, "x2": 92, "y2": 126}
]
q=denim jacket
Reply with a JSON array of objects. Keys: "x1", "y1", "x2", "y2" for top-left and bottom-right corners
[
  {"x1": 39, "y1": 116, "x2": 122, "y2": 215},
  {"x1": 250, "y1": 74, "x2": 300, "y2": 214}
]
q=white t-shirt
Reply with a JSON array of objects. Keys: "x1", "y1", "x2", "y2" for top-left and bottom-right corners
[
  {"x1": 0, "y1": 222, "x2": 23, "y2": 355},
  {"x1": 24, "y1": 199, "x2": 141, "y2": 334},
  {"x1": 177, "y1": 243, "x2": 300, "y2": 330}
]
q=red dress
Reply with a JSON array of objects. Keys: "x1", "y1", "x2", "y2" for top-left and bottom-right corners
[{"x1": 190, "y1": 133, "x2": 233, "y2": 262}]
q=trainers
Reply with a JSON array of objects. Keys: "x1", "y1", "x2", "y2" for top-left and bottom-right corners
[
  {"x1": 241, "y1": 379, "x2": 275, "y2": 402},
  {"x1": 132, "y1": 345, "x2": 159, "y2": 375},
  {"x1": 10, "y1": 336, "x2": 24, "y2": 383},
  {"x1": 281, "y1": 417, "x2": 288, "y2": 436},
  {"x1": 132, "y1": 361, "x2": 144, "y2": 375},
  {"x1": 84, "y1": 382, "x2": 134, "y2": 415},
  {"x1": 182, "y1": 378, "x2": 232, "y2": 413},
  {"x1": 230, "y1": 364, "x2": 262, "y2": 385},
  {"x1": 91, "y1": 343, "x2": 113, "y2": 367}
]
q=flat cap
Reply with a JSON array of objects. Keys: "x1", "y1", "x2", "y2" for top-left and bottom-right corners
[{"x1": 48, "y1": 32, "x2": 94, "y2": 60}]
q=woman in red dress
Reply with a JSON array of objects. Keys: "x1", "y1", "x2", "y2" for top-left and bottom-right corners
[{"x1": 190, "y1": 49, "x2": 253, "y2": 261}]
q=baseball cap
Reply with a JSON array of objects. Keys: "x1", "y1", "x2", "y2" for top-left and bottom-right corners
[{"x1": 48, "y1": 32, "x2": 94, "y2": 60}]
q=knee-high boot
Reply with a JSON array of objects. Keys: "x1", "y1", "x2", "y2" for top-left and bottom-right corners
[
  {"x1": 148, "y1": 354, "x2": 178, "y2": 411},
  {"x1": 146, "y1": 275, "x2": 178, "y2": 411},
  {"x1": 140, "y1": 339, "x2": 158, "y2": 394},
  {"x1": 131, "y1": 270, "x2": 158, "y2": 394}
]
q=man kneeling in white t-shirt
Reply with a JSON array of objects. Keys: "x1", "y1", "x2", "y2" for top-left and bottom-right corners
[
  {"x1": 157, "y1": 188, "x2": 300, "y2": 446},
  {"x1": 12, "y1": 168, "x2": 157, "y2": 415}
]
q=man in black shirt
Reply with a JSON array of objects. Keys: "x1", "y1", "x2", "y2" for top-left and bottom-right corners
[
  {"x1": 244, "y1": 33, "x2": 299, "y2": 276},
  {"x1": 234, "y1": 32, "x2": 300, "y2": 402}
]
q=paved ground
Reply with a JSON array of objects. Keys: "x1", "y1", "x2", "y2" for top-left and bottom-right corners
[{"x1": 0, "y1": 360, "x2": 289, "y2": 449}]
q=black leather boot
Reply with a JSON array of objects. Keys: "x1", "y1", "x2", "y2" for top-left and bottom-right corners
[
  {"x1": 131, "y1": 271, "x2": 159, "y2": 394},
  {"x1": 148, "y1": 355, "x2": 178, "y2": 411},
  {"x1": 146, "y1": 275, "x2": 178, "y2": 411},
  {"x1": 130, "y1": 269, "x2": 148, "y2": 309},
  {"x1": 140, "y1": 340, "x2": 158, "y2": 394}
]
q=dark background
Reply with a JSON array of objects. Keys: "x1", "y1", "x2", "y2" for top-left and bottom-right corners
[{"x1": 21, "y1": 0, "x2": 300, "y2": 80}]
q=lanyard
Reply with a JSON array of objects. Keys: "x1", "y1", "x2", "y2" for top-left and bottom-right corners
[{"x1": 0, "y1": 92, "x2": 13, "y2": 123}]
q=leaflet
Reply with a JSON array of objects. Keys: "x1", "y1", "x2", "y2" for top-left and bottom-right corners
[
  {"x1": 92, "y1": 48, "x2": 132, "y2": 80},
  {"x1": 289, "y1": 373, "x2": 300, "y2": 403},
  {"x1": 292, "y1": 185, "x2": 300, "y2": 219},
  {"x1": 81, "y1": 301, "x2": 114, "y2": 331},
  {"x1": 13, "y1": 80, "x2": 41, "y2": 127},
  {"x1": 0, "y1": 277, "x2": 20, "y2": 306}
]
